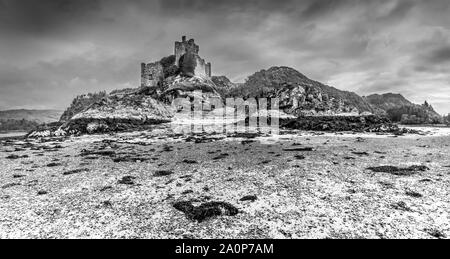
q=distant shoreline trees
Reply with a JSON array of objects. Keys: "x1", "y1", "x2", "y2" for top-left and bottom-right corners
[
  {"x1": 444, "y1": 114, "x2": 450, "y2": 126},
  {"x1": 0, "y1": 119, "x2": 39, "y2": 132}
]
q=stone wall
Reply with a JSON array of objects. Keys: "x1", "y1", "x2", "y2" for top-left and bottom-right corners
[
  {"x1": 205, "y1": 62, "x2": 212, "y2": 78},
  {"x1": 194, "y1": 56, "x2": 208, "y2": 78},
  {"x1": 141, "y1": 62, "x2": 164, "y2": 87}
]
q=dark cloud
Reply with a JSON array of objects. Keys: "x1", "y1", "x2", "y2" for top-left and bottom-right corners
[
  {"x1": 0, "y1": 0, "x2": 450, "y2": 114},
  {"x1": 426, "y1": 46, "x2": 450, "y2": 64},
  {"x1": 0, "y1": 0, "x2": 101, "y2": 36},
  {"x1": 300, "y1": 0, "x2": 349, "y2": 19},
  {"x1": 157, "y1": 0, "x2": 298, "y2": 13}
]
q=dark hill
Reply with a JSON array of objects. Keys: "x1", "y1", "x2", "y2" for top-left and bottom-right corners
[
  {"x1": 227, "y1": 66, "x2": 375, "y2": 116},
  {"x1": 366, "y1": 93, "x2": 442, "y2": 124}
]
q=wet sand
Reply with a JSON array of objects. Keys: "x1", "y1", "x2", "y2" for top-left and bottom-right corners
[{"x1": 0, "y1": 125, "x2": 449, "y2": 239}]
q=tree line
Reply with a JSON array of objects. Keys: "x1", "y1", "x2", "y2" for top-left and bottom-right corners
[{"x1": 0, "y1": 119, "x2": 39, "y2": 132}]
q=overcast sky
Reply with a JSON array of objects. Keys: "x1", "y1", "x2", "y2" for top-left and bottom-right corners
[{"x1": 1, "y1": 0, "x2": 450, "y2": 114}]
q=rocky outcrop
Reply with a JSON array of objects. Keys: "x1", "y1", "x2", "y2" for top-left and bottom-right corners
[
  {"x1": 280, "y1": 115, "x2": 414, "y2": 134},
  {"x1": 160, "y1": 75, "x2": 222, "y2": 102},
  {"x1": 59, "y1": 92, "x2": 107, "y2": 122},
  {"x1": 28, "y1": 90, "x2": 174, "y2": 137},
  {"x1": 211, "y1": 76, "x2": 237, "y2": 98}
]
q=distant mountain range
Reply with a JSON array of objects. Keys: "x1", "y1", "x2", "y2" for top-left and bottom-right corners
[
  {"x1": 0, "y1": 109, "x2": 62, "y2": 123},
  {"x1": 0, "y1": 109, "x2": 62, "y2": 132}
]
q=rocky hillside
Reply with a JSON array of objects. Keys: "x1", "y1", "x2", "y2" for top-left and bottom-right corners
[
  {"x1": 211, "y1": 76, "x2": 238, "y2": 97},
  {"x1": 227, "y1": 67, "x2": 375, "y2": 116},
  {"x1": 60, "y1": 92, "x2": 107, "y2": 122},
  {"x1": 366, "y1": 93, "x2": 443, "y2": 124},
  {"x1": 29, "y1": 88, "x2": 175, "y2": 137},
  {"x1": 365, "y1": 93, "x2": 413, "y2": 110},
  {"x1": 30, "y1": 58, "x2": 221, "y2": 137}
]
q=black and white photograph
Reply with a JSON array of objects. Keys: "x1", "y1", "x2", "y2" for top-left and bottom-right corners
[{"x1": 0, "y1": 0, "x2": 449, "y2": 243}]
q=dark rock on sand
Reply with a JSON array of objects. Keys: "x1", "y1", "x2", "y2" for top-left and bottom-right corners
[
  {"x1": 367, "y1": 165, "x2": 429, "y2": 176},
  {"x1": 405, "y1": 191, "x2": 423, "y2": 198},
  {"x1": 173, "y1": 201, "x2": 239, "y2": 223},
  {"x1": 294, "y1": 155, "x2": 306, "y2": 160},
  {"x1": 118, "y1": 176, "x2": 136, "y2": 185},
  {"x1": 424, "y1": 228, "x2": 447, "y2": 239},
  {"x1": 352, "y1": 152, "x2": 370, "y2": 156},
  {"x1": 213, "y1": 153, "x2": 229, "y2": 160},
  {"x1": 102, "y1": 201, "x2": 113, "y2": 207},
  {"x1": 81, "y1": 150, "x2": 116, "y2": 157},
  {"x1": 391, "y1": 201, "x2": 412, "y2": 212},
  {"x1": 240, "y1": 195, "x2": 258, "y2": 202},
  {"x1": 182, "y1": 160, "x2": 198, "y2": 164},
  {"x1": 47, "y1": 162, "x2": 62, "y2": 167},
  {"x1": 2, "y1": 183, "x2": 21, "y2": 189},
  {"x1": 63, "y1": 168, "x2": 90, "y2": 176},
  {"x1": 6, "y1": 154, "x2": 29, "y2": 160},
  {"x1": 154, "y1": 170, "x2": 174, "y2": 177},
  {"x1": 283, "y1": 147, "x2": 314, "y2": 152},
  {"x1": 185, "y1": 135, "x2": 225, "y2": 144},
  {"x1": 113, "y1": 156, "x2": 149, "y2": 163}
]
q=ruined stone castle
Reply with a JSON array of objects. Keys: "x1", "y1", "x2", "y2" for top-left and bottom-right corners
[{"x1": 141, "y1": 36, "x2": 212, "y2": 87}]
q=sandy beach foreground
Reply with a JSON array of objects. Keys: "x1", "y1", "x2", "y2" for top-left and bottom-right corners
[{"x1": 0, "y1": 125, "x2": 449, "y2": 239}]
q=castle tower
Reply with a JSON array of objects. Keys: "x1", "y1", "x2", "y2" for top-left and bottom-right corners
[
  {"x1": 140, "y1": 36, "x2": 213, "y2": 87},
  {"x1": 140, "y1": 61, "x2": 163, "y2": 87},
  {"x1": 174, "y1": 36, "x2": 211, "y2": 78},
  {"x1": 175, "y1": 36, "x2": 200, "y2": 66}
]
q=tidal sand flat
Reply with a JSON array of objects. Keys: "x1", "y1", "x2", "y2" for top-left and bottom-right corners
[{"x1": 0, "y1": 126, "x2": 448, "y2": 239}]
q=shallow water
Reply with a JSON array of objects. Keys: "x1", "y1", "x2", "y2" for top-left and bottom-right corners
[{"x1": 0, "y1": 131, "x2": 27, "y2": 138}]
